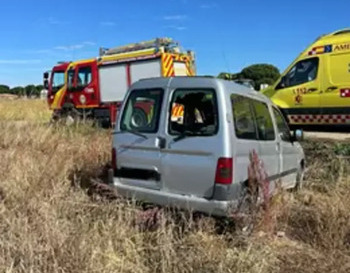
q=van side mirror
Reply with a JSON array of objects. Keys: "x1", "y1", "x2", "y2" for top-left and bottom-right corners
[
  {"x1": 291, "y1": 129, "x2": 304, "y2": 142},
  {"x1": 43, "y1": 72, "x2": 49, "y2": 80}
]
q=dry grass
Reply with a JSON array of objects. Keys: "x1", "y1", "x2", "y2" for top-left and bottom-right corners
[
  {"x1": 0, "y1": 99, "x2": 349, "y2": 272},
  {"x1": 0, "y1": 99, "x2": 51, "y2": 122}
]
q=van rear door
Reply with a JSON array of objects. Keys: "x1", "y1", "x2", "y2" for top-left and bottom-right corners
[
  {"x1": 161, "y1": 88, "x2": 222, "y2": 199},
  {"x1": 114, "y1": 88, "x2": 165, "y2": 190}
]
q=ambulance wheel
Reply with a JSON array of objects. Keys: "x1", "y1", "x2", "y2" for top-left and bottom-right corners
[{"x1": 131, "y1": 108, "x2": 148, "y2": 129}]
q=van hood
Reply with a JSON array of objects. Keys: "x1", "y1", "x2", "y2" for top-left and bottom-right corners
[{"x1": 261, "y1": 85, "x2": 276, "y2": 98}]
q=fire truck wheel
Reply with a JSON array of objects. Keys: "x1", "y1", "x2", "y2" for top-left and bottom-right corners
[{"x1": 131, "y1": 108, "x2": 148, "y2": 129}]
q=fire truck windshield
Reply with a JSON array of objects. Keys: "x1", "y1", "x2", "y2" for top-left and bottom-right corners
[{"x1": 51, "y1": 71, "x2": 65, "y2": 93}]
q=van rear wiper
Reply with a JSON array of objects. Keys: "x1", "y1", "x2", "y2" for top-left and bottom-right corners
[
  {"x1": 113, "y1": 129, "x2": 148, "y2": 139},
  {"x1": 173, "y1": 127, "x2": 214, "y2": 143},
  {"x1": 173, "y1": 130, "x2": 196, "y2": 142}
]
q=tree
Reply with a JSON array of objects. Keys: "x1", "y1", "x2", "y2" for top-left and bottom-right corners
[
  {"x1": 24, "y1": 85, "x2": 37, "y2": 97},
  {"x1": 10, "y1": 86, "x2": 25, "y2": 96},
  {"x1": 218, "y1": 72, "x2": 240, "y2": 81},
  {"x1": 218, "y1": 64, "x2": 280, "y2": 90},
  {"x1": 35, "y1": 85, "x2": 44, "y2": 98},
  {"x1": 240, "y1": 64, "x2": 280, "y2": 90},
  {"x1": 0, "y1": 85, "x2": 10, "y2": 94}
]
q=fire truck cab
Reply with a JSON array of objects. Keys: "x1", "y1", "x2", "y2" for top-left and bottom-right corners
[
  {"x1": 65, "y1": 38, "x2": 196, "y2": 126},
  {"x1": 263, "y1": 28, "x2": 350, "y2": 127},
  {"x1": 44, "y1": 62, "x2": 70, "y2": 111}
]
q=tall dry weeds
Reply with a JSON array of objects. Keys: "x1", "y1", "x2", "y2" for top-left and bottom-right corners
[
  {"x1": 0, "y1": 99, "x2": 276, "y2": 273},
  {"x1": 0, "y1": 99, "x2": 349, "y2": 272}
]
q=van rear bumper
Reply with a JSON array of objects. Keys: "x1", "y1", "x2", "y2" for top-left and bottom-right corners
[{"x1": 110, "y1": 174, "x2": 239, "y2": 217}]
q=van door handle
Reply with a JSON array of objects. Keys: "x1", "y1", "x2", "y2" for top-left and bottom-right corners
[
  {"x1": 276, "y1": 142, "x2": 281, "y2": 152},
  {"x1": 155, "y1": 137, "x2": 166, "y2": 149},
  {"x1": 326, "y1": 86, "x2": 338, "y2": 91}
]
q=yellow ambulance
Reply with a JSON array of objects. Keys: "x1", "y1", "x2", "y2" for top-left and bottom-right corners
[{"x1": 263, "y1": 28, "x2": 350, "y2": 126}]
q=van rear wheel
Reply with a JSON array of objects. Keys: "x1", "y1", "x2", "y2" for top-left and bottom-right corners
[{"x1": 233, "y1": 186, "x2": 260, "y2": 235}]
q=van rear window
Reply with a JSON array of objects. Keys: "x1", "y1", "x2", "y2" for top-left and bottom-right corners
[
  {"x1": 169, "y1": 89, "x2": 218, "y2": 136},
  {"x1": 120, "y1": 89, "x2": 164, "y2": 133}
]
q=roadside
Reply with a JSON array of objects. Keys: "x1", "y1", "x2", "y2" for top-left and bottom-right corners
[{"x1": 304, "y1": 131, "x2": 350, "y2": 141}]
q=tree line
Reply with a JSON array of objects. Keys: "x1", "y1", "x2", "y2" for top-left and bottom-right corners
[
  {"x1": 0, "y1": 84, "x2": 44, "y2": 97},
  {"x1": 218, "y1": 63, "x2": 280, "y2": 90}
]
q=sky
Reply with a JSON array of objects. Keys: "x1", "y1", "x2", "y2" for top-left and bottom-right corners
[{"x1": 0, "y1": 0, "x2": 349, "y2": 87}]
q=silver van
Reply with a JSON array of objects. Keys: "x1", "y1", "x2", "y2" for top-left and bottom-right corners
[{"x1": 109, "y1": 77, "x2": 305, "y2": 216}]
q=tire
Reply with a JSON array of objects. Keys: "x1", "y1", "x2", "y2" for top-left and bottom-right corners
[
  {"x1": 294, "y1": 167, "x2": 304, "y2": 191},
  {"x1": 131, "y1": 108, "x2": 148, "y2": 129}
]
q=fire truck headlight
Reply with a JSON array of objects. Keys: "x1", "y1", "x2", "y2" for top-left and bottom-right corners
[{"x1": 79, "y1": 94, "x2": 87, "y2": 105}]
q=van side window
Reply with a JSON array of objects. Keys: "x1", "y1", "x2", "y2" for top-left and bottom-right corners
[
  {"x1": 231, "y1": 95, "x2": 257, "y2": 140},
  {"x1": 169, "y1": 89, "x2": 218, "y2": 136},
  {"x1": 277, "y1": 57, "x2": 319, "y2": 89},
  {"x1": 251, "y1": 101, "x2": 275, "y2": 141},
  {"x1": 273, "y1": 108, "x2": 291, "y2": 142},
  {"x1": 120, "y1": 89, "x2": 164, "y2": 133}
]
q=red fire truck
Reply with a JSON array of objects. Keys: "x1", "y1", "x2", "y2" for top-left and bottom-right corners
[
  {"x1": 64, "y1": 38, "x2": 196, "y2": 126},
  {"x1": 43, "y1": 62, "x2": 70, "y2": 112}
]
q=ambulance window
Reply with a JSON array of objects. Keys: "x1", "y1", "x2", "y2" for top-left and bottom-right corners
[
  {"x1": 231, "y1": 95, "x2": 257, "y2": 140},
  {"x1": 168, "y1": 89, "x2": 218, "y2": 136},
  {"x1": 251, "y1": 101, "x2": 275, "y2": 141},
  {"x1": 279, "y1": 57, "x2": 319, "y2": 89},
  {"x1": 77, "y1": 66, "x2": 92, "y2": 87}
]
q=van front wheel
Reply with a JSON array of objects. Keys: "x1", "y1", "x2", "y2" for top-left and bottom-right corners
[{"x1": 294, "y1": 168, "x2": 304, "y2": 191}]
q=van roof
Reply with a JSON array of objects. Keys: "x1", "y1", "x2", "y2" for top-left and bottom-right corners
[{"x1": 132, "y1": 76, "x2": 272, "y2": 104}]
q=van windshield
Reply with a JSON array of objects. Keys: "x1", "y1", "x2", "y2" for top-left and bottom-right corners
[
  {"x1": 120, "y1": 89, "x2": 164, "y2": 133},
  {"x1": 169, "y1": 89, "x2": 218, "y2": 136}
]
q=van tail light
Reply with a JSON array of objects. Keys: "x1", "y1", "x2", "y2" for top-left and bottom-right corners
[
  {"x1": 215, "y1": 158, "x2": 233, "y2": 185},
  {"x1": 112, "y1": 148, "x2": 117, "y2": 173}
]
